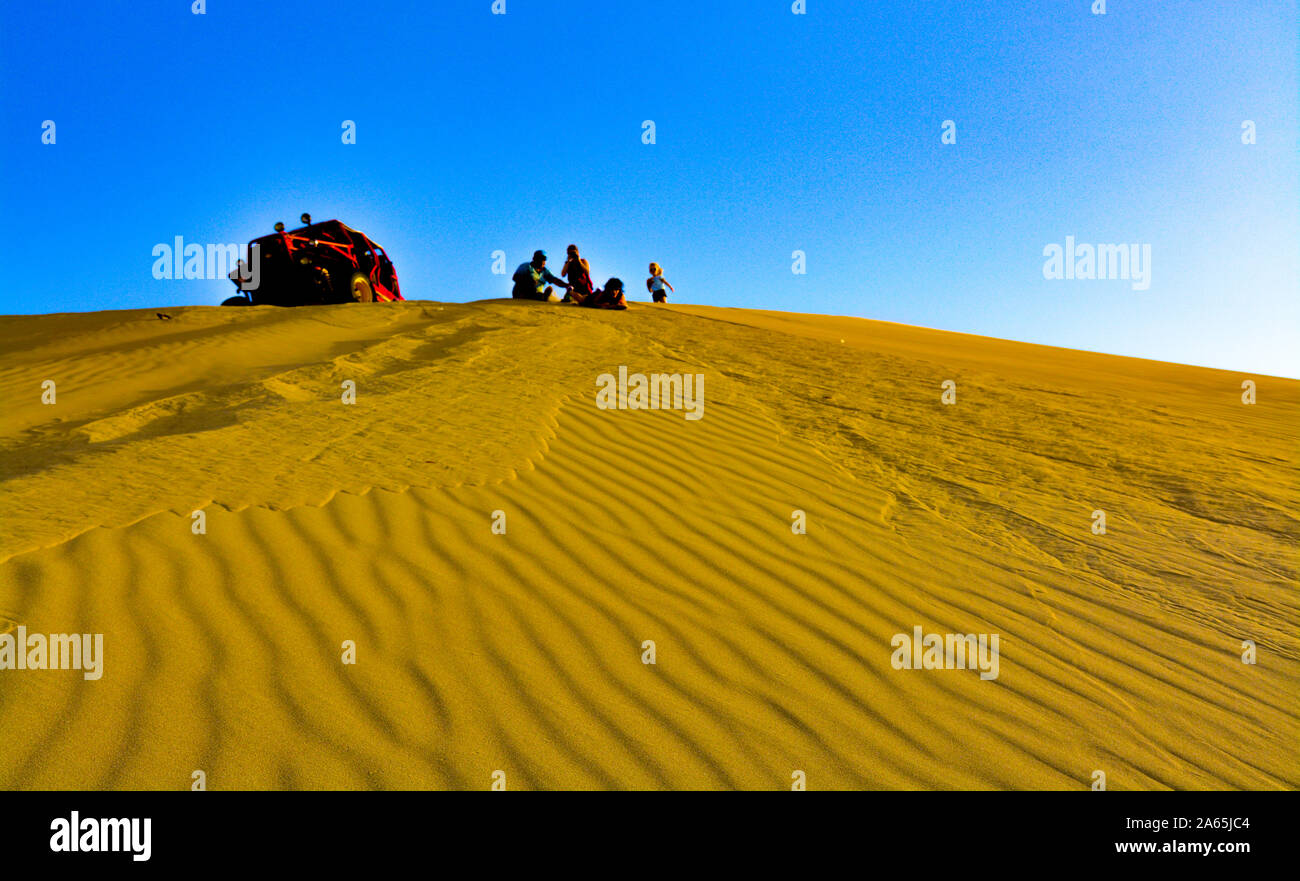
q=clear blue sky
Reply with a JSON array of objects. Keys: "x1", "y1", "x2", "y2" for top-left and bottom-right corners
[{"x1": 2, "y1": 0, "x2": 1296, "y2": 376}]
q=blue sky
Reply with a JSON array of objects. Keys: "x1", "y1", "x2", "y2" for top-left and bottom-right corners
[{"x1": 2, "y1": 0, "x2": 1296, "y2": 376}]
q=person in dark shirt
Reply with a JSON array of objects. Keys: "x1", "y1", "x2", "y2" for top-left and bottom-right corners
[
  {"x1": 512, "y1": 250, "x2": 570, "y2": 300},
  {"x1": 581, "y1": 278, "x2": 627, "y2": 310},
  {"x1": 562, "y1": 244, "x2": 594, "y2": 304}
]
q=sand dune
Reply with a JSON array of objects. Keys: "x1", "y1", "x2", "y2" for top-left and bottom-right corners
[{"x1": 1, "y1": 300, "x2": 1296, "y2": 789}]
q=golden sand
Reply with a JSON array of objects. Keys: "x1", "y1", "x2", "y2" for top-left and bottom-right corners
[{"x1": 0, "y1": 300, "x2": 1295, "y2": 789}]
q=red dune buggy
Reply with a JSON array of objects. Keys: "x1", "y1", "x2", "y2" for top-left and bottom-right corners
[{"x1": 224, "y1": 213, "x2": 403, "y2": 306}]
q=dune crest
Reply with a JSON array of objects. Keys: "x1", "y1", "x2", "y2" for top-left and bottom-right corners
[{"x1": 1, "y1": 301, "x2": 1296, "y2": 789}]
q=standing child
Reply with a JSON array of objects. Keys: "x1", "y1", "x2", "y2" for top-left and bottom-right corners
[{"x1": 646, "y1": 263, "x2": 674, "y2": 303}]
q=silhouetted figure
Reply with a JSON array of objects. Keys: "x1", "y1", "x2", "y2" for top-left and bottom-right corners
[
  {"x1": 581, "y1": 278, "x2": 628, "y2": 310},
  {"x1": 562, "y1": 244, "x2": 594, "y2": 304},
  {"x1": 512, "y1": 250, "x2": 571, "y2": 300}
]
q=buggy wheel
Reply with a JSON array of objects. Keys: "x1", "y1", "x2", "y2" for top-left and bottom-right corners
[
  {"x1": 348, "y1": 272, "x2": 374, "y2": 303},
  {"x1": 221, "y1": 295, "x2": 251, "y2": 306}
]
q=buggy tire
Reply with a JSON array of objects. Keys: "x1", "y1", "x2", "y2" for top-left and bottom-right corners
[
  {"x1": 348, "y1": 272, "x2": 374, "y2": 303},
  {"x1": 221, "y1": 296, "x2": 252, "y2": 306}
]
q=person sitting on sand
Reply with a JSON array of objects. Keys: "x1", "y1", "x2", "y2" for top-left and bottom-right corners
[
  {"x1": 646, "y1": 263, "x2": 674, "y2": 303},
  {"x1": 512, "y1": 250, "x2": 571, "y2": 300},
  {"x1": 562, "y1": 245, "x2": 594, "y2": 304},
  {"x1": 579, "y1": 278, "x2": 628, "y2": 310}
]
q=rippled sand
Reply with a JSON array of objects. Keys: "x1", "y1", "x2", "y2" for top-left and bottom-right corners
[{"x1": 1, "y1": 300, "x2": 1295, "y2": 789}]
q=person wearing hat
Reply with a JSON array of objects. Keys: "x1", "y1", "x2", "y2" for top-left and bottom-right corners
[{"x1": 512, "y1": 250, "x2": 572, "y2": 300}]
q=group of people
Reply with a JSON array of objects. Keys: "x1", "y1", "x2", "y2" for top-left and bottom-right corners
[{"x1": 511, "y1": 246, "x2": 674, "y2": 309}]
